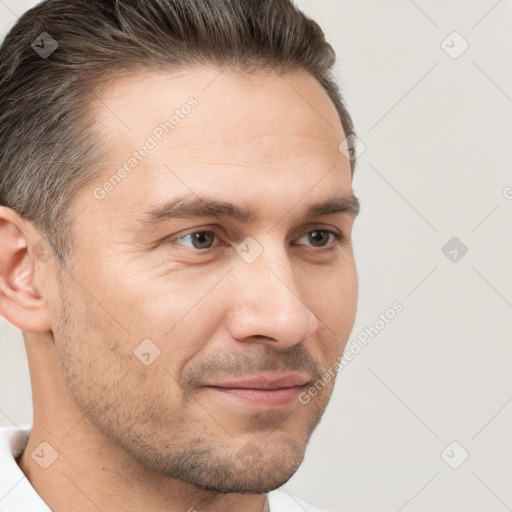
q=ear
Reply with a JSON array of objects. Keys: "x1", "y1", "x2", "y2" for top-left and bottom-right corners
[{"x1": 0, "y1": 206, "x2": 53, "y2": 332}]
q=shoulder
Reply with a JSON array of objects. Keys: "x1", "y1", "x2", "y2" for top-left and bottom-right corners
[{"x1": 267, "y1": 489, "x2": 334, "y2": 512}]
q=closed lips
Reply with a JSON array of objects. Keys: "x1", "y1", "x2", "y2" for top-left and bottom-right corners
[{"x1": 204, "y1": 374, "x2": 311, "y2": 390}]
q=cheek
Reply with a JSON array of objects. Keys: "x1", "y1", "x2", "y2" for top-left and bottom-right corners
[
  {"x1": 304, "y1": 260, "x2": 357, "y2": 321},
  {"x1": 61, "y1": 255, "x2": 227, "y2": 394},
  {"x1": 52, "y1": 284, "x2": 188, "y2": 424},
  {"x1": 92, "y1": 258, "x2": 229, "y2": 345},
  {"x1": 302, "y1": 262, "x2": 358, "y2": 359}
]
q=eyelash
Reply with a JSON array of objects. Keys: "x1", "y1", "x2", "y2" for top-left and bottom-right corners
[{"x1": 170, "y1": 228, "x2": 343, "y2": 254}]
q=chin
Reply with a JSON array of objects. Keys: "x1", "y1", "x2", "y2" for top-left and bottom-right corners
[
  {"x1": 152, "y1": 438, "x2": 307, "y2": 494},
  {"x1": 184, "y1": 455, "x2": 304, "y2": 494}
]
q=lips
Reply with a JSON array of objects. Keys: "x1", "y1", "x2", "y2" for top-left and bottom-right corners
[
  {"x1": 204, "y1": 373, "x2": 311, "y2": 390},
  {"x1": 203, "y1": 373, "x2": 312, "y2": 409}
]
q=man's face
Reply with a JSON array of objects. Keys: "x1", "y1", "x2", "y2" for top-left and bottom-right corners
[{"x1": 49, "y1": 68, "x2": 358, "y2": 493}]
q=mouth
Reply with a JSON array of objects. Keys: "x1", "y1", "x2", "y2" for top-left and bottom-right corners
[{"x1": 203, "y1": 373, "x2": 311, "y2": 409}]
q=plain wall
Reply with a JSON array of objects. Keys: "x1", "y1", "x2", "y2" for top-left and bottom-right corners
[{"x1": 1, "y1": 1, "x2": 511, "y2": 510}]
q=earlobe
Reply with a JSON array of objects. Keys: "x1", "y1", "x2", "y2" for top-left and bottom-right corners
[{"x1": 0, "y1": 206, "x2": 53, "y2": 332}]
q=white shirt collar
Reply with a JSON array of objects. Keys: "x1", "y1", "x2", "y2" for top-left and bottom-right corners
[{"x1": 0, "y1": 424, "x2": 52, "y2": 511}]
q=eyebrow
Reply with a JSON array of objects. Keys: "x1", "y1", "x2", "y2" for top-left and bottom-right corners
[{"x1": 136, "y1": 192, "x2": 360, "y2": 228}]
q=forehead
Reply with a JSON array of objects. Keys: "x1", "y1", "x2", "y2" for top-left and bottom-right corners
[
  {"x1": 82, "y1": 67, "x2": 352, "y2": 223},
  {"x1": 92, "y1": 66, "x2": 345, "y2": 144}
]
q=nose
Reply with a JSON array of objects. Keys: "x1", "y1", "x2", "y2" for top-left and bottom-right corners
[{"x1": 226, "y1": 244, "x2": 320, "y2": 349}]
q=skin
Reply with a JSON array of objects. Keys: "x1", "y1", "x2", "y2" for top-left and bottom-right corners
[{"x1": 0, "y1": 67, "x2": 358, "y2": 512}]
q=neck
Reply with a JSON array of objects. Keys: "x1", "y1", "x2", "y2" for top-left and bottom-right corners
[{"x1": 16, "y1": 417, "x2": 269, "y2": 512}]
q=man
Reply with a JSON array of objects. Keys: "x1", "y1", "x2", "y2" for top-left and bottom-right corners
[{"x1": 0, "y1": 0, "x2": 360, "y2": 510}]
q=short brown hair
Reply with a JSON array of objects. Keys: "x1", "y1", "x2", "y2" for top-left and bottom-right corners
[{"x1": 0, "y1": 0, "x2": 356, "y2": 266}]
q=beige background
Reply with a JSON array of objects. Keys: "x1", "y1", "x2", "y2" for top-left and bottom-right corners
[{"x1": 1, "y1": 1, "x2": 511, "y2": 510}]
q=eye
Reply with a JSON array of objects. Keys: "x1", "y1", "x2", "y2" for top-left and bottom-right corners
[
  {"x1": 171, "y1": 228, "x2": 342, "y2": 251},
  {"x1": 294, "y1": 229, "x2": 342, "y2": 249},
  {"x1": 174, "y1": 230, "x2": 218, "y2": 250}
]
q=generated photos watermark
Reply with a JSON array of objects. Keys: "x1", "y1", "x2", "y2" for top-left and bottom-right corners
[
  {"x1": 299, "y1": 301, "x2": 404, "y2": 404},
  {"x1": 93, "y1": 97, "x2": 198, "y2": 200}
]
